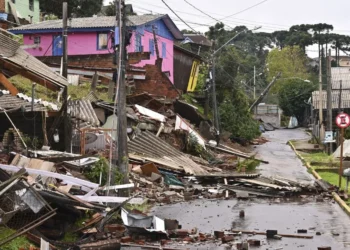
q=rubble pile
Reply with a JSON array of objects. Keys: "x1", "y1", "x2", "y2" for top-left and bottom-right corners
[{"x1": 0, "y1": 93, "x2": 337, "y2": 249}]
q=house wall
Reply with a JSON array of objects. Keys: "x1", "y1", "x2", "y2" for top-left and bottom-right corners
[
  {"x1": 129, "y1": 30, "x2": 174, "y2": 83},
  {"x1": 5, "y1": 0, "x2": 40, "y2": 23},
  {"x1": 23, "y1": 31, "x2": 114, "y2": 56}
]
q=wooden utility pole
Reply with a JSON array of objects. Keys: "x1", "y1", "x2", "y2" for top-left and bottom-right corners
[
  {"x1": 249, "y1": 72, "x2": 281, "y2": 112},
  {"x1": 253, "y1": 65, "x2": 256, "y2": 99},
  {"x1": 211, "y1": 54, "x2": 220, "y2": 145},
  {"x1": 319, "y1": 49, "x2": 324, "y2": 142},
  {"x1": 62, "y1": 1, "x2": 70, "y2": 152},
  {"x1": 327, "y1": 49, "x2": 333, "y2": 153},
  {"x1": 112, "y1": 0, "x2": 129, "y2": 196},
  {"x1": 151, "y1": 25, "x2": 161, "y2": 69}
]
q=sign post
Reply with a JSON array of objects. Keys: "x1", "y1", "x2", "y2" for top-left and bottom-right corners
[{"x1": 335, "y1": 112, "x2": 350, "y2": 188}]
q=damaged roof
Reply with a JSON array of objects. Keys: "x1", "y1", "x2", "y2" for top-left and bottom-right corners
[
  {"x1": 128, "y1": 131, "x2": 208, "y2": 175},
  {"x1": 0, "y1": 33, "x2": 68, "y2": 91},
  {"x1": 0, "y1": 90, "x2": 59, "y2": 111},
  {"x1": 68, "y1": 99, "x2": 100, "y2": 126}
]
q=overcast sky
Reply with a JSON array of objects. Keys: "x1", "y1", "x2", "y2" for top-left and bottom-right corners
[{"x1": 103, "y1": 0, "x2": 350, "y2": 57}]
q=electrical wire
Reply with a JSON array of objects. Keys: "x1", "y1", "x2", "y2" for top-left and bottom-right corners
[{"x1": 160, "y1": 0, "x2": 198, "y2": 33}]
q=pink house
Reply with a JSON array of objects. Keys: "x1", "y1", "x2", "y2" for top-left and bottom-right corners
[{"x1": 9, "y1": 14, "x2": 184, "y2": 83}]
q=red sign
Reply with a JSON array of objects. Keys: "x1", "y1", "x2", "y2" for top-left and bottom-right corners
[{"x1": 336, "y1": 113, "x2": 350, "y2": 128}]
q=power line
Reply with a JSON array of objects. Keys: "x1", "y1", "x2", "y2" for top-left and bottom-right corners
[
  {"x1": 221, "y1": 0, "x2": 270, "y2": 19},
  {"x1": 183, "y1": 0, "x2": 234, "y2": 30},
  {"x1": 161, "y1": 0, "x2": 198, "y2": 33}
]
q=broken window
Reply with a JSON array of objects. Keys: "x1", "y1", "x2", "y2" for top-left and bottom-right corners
[
  {"x1": 34, "y1": 36, "x2": 40, "y2": 45},
  {"x1": 135, "y1": 33, "x2": 142, "y2": 52},
  {"x1": 97, "y1": 33, "x2": 108, "y2": 50},
  {"x1": 162, "y1": 42, "x2": 166, "y2": 58},
  {"x1": 29, "y1": 0, "x2": 34, "y2": 11}
]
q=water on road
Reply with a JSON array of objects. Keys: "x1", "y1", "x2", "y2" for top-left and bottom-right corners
[{"x1": 151, "y1": 129, "x2": 350, "y2": 249}]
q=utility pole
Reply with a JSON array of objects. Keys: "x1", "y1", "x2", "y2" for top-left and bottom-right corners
[
  {"x1": 249, "y1": 72, "x2": 281, "y2": 112},
  {"x1": 253, "y1": 65, "x2": 256, "y2": 99},
  {"x1": 319, "y1": 48, "x2": 324, "y2": 142},
  {"x1": 211, "y1": 54, "x2": 220, "y2": 145},
  {"x1": 152, "y1": 25, "x2": 161, "y2": 69},
  {"x1": 327, "y1": 49, "x2": 333, "y2": 153},
  {"x1": 113, "y1": 0, "x2": 129, "y2": 196},
  {"x1": 210, "y1": 26, "x2": 261, "y2": 146},
  {"x1": 62, "y1": 1, "x2": 70, "y2": 152}
]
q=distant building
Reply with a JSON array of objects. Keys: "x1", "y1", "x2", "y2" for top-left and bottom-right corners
[
  {"x1": 181, "y1": 34, "x2": 212, "y2": 54},
  {"x1": 254, "y1": 104, "x2": 282, "y2": 128},
  {"x1": 173, "y1": 45, "x2": 203, "y2": 93},
  {"x1": 9, "y1": 14, "x2": 184, "y2": 83},
  {"x1": 0, "y1": 0, "x2": 40, "y2": 29}
]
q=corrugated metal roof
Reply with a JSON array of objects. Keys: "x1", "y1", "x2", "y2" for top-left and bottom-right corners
[
  {"x1": 0, "y1": 90, "x2": 59, "y2": 111},
  {"x1": 312, "y1": 90, "x2": 350, "y2": 110},
  {"x1": 183, "y1": 34, "x2": 212, "y2": 47},
  {"x1": 128, "y1": 131, "x2": 208, "y2": 176},
  {"x1": 0, "y1": 33, "x2": 68, "y2": 91},
  {"x1": 68, "y1": 99, "x2": 100, "y2": 126},
  {"x1": 331, "y1": 67, "x2": 350, "y2": 89},
  {"x1": 9, "y1": 14, "x2": 164, "y2": 31}
]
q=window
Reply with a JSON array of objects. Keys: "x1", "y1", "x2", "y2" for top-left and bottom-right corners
[
  {"x1": 161, "y1": 42, "x2": 166, "y2": 58},
  {"x1": 149, "y1": 39, "x2": 154, "y2": 56},
  {"x1": 29, "y1": 0, "x2": 34, "y2": 11},
  {"x1": 97, "y1": 33, "x2": 108, "y2": 50},
  {"x1": 135, "y1": 33, "x2": 142, "y2": 52},
  {"x1": 34, "y1": 36, "x2": 40, "y2": 45}
]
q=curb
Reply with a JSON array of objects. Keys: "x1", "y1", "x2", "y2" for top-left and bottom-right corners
[
  {"x1": 288, "y1": 140, "x2": 350, "y2": 217},
  {"x1": 332, "y1": 192, "x2": 350, "y2": 216},
  {"x1": 288, "y1": 141, "x2": 321, "y2": 180}
]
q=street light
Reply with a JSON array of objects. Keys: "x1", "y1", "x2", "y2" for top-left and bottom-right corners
[
  {"x1": 211, "y1": 26, "x2": 262, "y2": 145},
  {"x1": 280, "y1": 77, "x2": 310, "y2": 83}
]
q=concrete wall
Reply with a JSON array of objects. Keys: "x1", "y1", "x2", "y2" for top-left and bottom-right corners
[
  {"x1": 255, "y1": 114, "x2": 281, "y2": 127},
  {"x1": 5, "y1": 0, "x2": 40, "y2": 23},
  {"x1": 129, "y1": 31, "x2": 174, "y2": 83}
]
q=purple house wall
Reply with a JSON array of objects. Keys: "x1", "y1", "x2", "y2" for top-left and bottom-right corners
[{"x1": 10, "y1": 15, "x2": 182, "y2": 84}]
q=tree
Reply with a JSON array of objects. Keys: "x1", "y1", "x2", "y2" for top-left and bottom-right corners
[
  {"x1": 278, "y1": 79, "x2": 316, "y2": 123},
  {"x1": 40, "y1": 0, "x2": 103, "y2": 18},
  {"x1": 267, "y1": 46, "x2": 311, "y2": 93},
  {"x1": 104, "y1": 2, "x2": 136, "y2": 16}
]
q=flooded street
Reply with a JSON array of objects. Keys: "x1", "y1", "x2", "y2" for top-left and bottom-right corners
[{"x1": 151, "y1": 129, "x2": 350, "y2": 249}]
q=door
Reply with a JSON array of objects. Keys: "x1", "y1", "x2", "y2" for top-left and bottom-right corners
[{"x1": 52, "y1": 35, "x2": 63, "y2": 56}]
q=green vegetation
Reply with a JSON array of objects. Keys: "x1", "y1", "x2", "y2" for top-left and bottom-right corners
[
  {"x1": 300, "y1": 152, "x2": 335, "y2": 164},
  {"x1": 62, "y1": 232, "x2": 78, "y2": 243},
  {"x1": 124, "y1": 203, "x2": 151, "y2": 213},
  {"x1": 186, "y1": 134, "x2": 213, "y2": 161},
  {"x1": 237, "y1": 158, "x2": 260, "y2": 172},
  {"x1": 182, "y1": 93, "x2": 206, "y2": 117},
  {"x1": 0, "y1": 227, "x2": 32, "y2": 250},
  {"x1": 84, "y1": 157, "x2": 123, "y2": 185},
  {"x1": 9, "y1": 75, "x2": 111, "y2": 103},
  {"x1": 317, "y1": 171, "x2": 350, "y2": 192}
]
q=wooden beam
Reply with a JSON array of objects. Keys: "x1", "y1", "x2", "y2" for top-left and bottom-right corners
[
  {"x1": 0, "y1": 72, "x2": 19, "y2": 95},
  {"x1": 0, "y1": 61, "x2": 61, "y2": 92}
]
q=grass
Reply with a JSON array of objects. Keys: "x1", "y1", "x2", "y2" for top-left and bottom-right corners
[
  {"x1": 124, "y1": 202, "x2": 151, "y2": 213},
  {"x1": 300, "y1": 152, "x2": 335, "y2": 164},
  {"x1": 317, "y1": 170, "x2": 350, "y2": 192},
  {"x1": 0, "y1": 227, "x2": 33, "y2": 250},
  {"x1": 181, "y1": 93, "x2": 207, "y2": 117},
  {"x1": 237, "y1": 159, "x2": 260, "y2": 173},
  {"x1": 9, "y1": 75, "x2": 112, "y2": 104}
]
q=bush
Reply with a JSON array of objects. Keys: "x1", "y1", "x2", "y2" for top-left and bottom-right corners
[
  {"x1": 84, "y1": 157, "x2": 123, "y2": 185},
  {"x1": 219, "y1": 98, "x2": 261, "y2": 141}
]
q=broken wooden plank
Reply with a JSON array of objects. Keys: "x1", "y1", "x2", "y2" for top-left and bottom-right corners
[
  {"x1": 75, "y1": 195, "x2": 146, "y2": 204},
  {"x1": 235, "y1": 178, "x2": 300, "y2": 191},
  {"x1": 231, "y1": 230, "x2": 313, "y2": 239},
  {"x1": 0, "y1": 164, "x2": 99, "y2": 188},
  {"x1": 206, "y1": 143, "x2": 268, "y2": 164}
]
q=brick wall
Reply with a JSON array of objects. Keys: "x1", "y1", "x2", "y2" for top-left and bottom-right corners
[
  {"x1": 38, "y1": 52, "x2": 150, "y2": 71},
  {"x1": 0, "y1": 0, "x2": 5, "y2": 12},
  {"x1": 134, "y1": 63, "x2": 180, "y2": 99}
]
